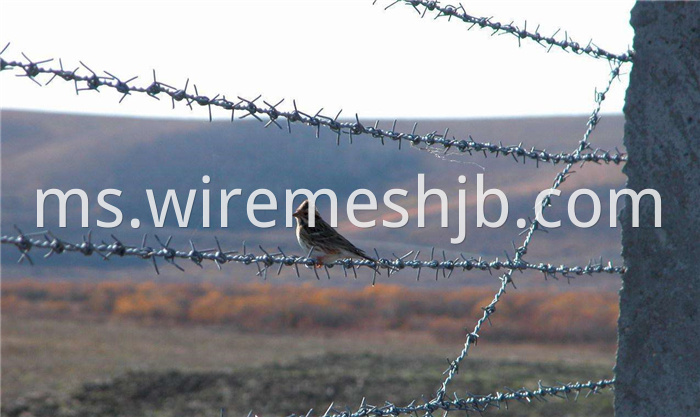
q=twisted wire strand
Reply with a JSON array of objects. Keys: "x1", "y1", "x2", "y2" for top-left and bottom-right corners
[
  {"x1": 0, "y1": 46, "x2": 628, "y2": 167},
  {"x1": 293, "y1": 378, "x2": 614, "y2": 417},
  {"x1": 0, "y1": 4, "x2": 628, "y2": 410},
  {"x1": 1, "y1": 230, "x2": 624, "y2": 282},
  {"x1": 433, "y1": 60, "x2": 626, "y2": 402},
  {"x1": 382, "y1": 0, "x2": 634, "y2": 63}
]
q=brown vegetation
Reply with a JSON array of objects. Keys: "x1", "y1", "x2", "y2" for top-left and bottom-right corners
[{"x1": 1, "y1": 280, "x2": 618, "y2": 343}]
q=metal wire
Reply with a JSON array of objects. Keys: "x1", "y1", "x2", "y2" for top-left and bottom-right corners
[
  {"x1": 433, "y1": 60, "x2": 626, "y2": 402},
  {"x1": 295, "y1": 378, "x2": 614, "y2": 417},
  {"x1": 0, "y1": 46, "x2": 628, "y2": 167},
  {"x1": 0, "y1": 2, "x2": 631, "y2": 414},
  {"x1": 381, "y1": 0, "x2": 634, "y2": 63},
  {"x1": 1, "y1": 228, "x2": 625, "y2": 282}
]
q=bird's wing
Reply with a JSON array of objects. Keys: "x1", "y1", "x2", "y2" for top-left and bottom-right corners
[{"x1": 307, "y1": 217, "x2": 373, "y2": 260}]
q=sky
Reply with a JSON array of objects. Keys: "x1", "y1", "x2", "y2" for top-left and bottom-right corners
[{"x1": 0, "y1": 0, "x2": 635, "y2": 120}]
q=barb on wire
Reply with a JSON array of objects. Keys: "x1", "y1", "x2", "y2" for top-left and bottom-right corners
[
  {"x1": 0, "y1": 8, "x2": 629, "y2": 409},
  {"x1": 432, "y1": 60, "x2": 627, "y2": 402},
  {"x1": 0, "y1": 45, "x2": 628, "y2": 167},
  {"x1": 1, "y1": 230, "x2": 625, "y2": 280},
  {"x1": 287, "y1": 378, "x2": 614, "y2": 417},
  {"x1": 381, "y1": 0, "x2": 634, "y2": 63}
]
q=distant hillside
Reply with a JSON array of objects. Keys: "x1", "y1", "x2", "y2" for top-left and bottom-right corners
[{"x1": 1, "y1": 110, "x2": 626, "y2": 290}]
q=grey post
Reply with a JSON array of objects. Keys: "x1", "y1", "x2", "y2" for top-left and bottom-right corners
[{"x1": 616, "y1": 2, "x2": 700, "y2": 416}]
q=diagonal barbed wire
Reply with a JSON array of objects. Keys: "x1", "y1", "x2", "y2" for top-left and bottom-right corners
[
  {"x1": 432, "y1": 60, "x2": 626, "y2": 402},
  {"x1": 0, "y1": 45, "x2": 628, "y2": 167},
  {"x1": 1, "y1": 2, "x2": 631, "y2": 412},
  {"x1": 381, "y1": 0, "x2": 634, "y2": 63},
  {"x1": 1, "y1": 229, "x2": 625, "y2": 283},
  {"x1": 286, "y1": 378, "x2": 614, "y2": 417}
]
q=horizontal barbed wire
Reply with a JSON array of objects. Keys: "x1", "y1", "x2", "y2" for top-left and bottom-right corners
[
  {"x1": 434, "y1": 60, "x2": 626, "y2": 401},
  {"x1": 1, "y1": 229, "x2": 625, "y2": 283},
  {"x1": 1, "y1": 2, "x2": 630, "y2": 411},
  {"x1": 382, "y1": 0, "x2": 634, "y2": 63},
  {"x1": 0, "y1": 45, "x2": 627, "y2": 167},
  {"x1": 286, "y1": 378, "x2": 613, "y2": 417}
]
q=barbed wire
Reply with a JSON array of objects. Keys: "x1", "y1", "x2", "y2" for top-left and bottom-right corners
[
  {"x1": 0, "y1": 45, "x2": 628, "y2": 167},
  {"x1": 286, "y1": 378, "x2": 614, "y2": 417},
  {"x1": 1, "y1": 229, "x2": 625, "y2": 283},
  {"x1": 1, "y1": 2, "x2": 631, "y2": 413},
  {"x1": 381, "y1": 0, "x2": 634, "y2": 63},
  {"x1": 433, "y1": 59, "x2": 626, "y2": 402}
]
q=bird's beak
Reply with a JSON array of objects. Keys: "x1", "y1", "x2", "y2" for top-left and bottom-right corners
[{"x1": 292, "y1": 211, "x2": 301, "y2": 218}]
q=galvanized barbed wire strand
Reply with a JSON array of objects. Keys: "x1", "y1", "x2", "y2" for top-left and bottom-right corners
[
  {"x1": 0, "y1": 33, "x2": 627, "y2": 413},
  {"x1": 433, "y1": 60, "x2": 626, "y2": 403},
  {"x1": 0, "y1": 46, "x2": 628, "y2": 167},
  {"x1": 0, "y1": 230, "x2": 625, "y2": 280},
  {"x1": 288, "y1": 378, "x2": 614, "y2": 417},
  {"x1": 382, "y1": 0, "x2": 634, "y2": 63}
]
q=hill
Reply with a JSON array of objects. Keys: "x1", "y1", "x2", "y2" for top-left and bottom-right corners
[{"x1": 1, "y1": 110, "x2": 626, "y2": 289}]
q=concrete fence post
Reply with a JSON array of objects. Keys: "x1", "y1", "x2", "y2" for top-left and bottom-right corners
[{"x1": 615, "y1": 2, "x2": 700, "y2": 416}]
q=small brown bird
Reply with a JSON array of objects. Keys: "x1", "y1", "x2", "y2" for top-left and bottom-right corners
[{"x1": 292, "y1": 199, "x2": 375, "y2": 267}]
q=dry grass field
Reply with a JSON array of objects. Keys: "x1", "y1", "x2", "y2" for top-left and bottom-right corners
[
  {"x1": 2, "y1": 281, "x2": 618, "y2": 416},
  {"x1": 2, "y1": 281, "x2": 618, "y2": 343},
  {"x1": 2, "y1": 314, "x2": 616, "y2": 417}
]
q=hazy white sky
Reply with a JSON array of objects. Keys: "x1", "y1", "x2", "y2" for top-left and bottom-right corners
[{"x1": 0, "y1": 0, "x2": 635, "y2": 120}]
